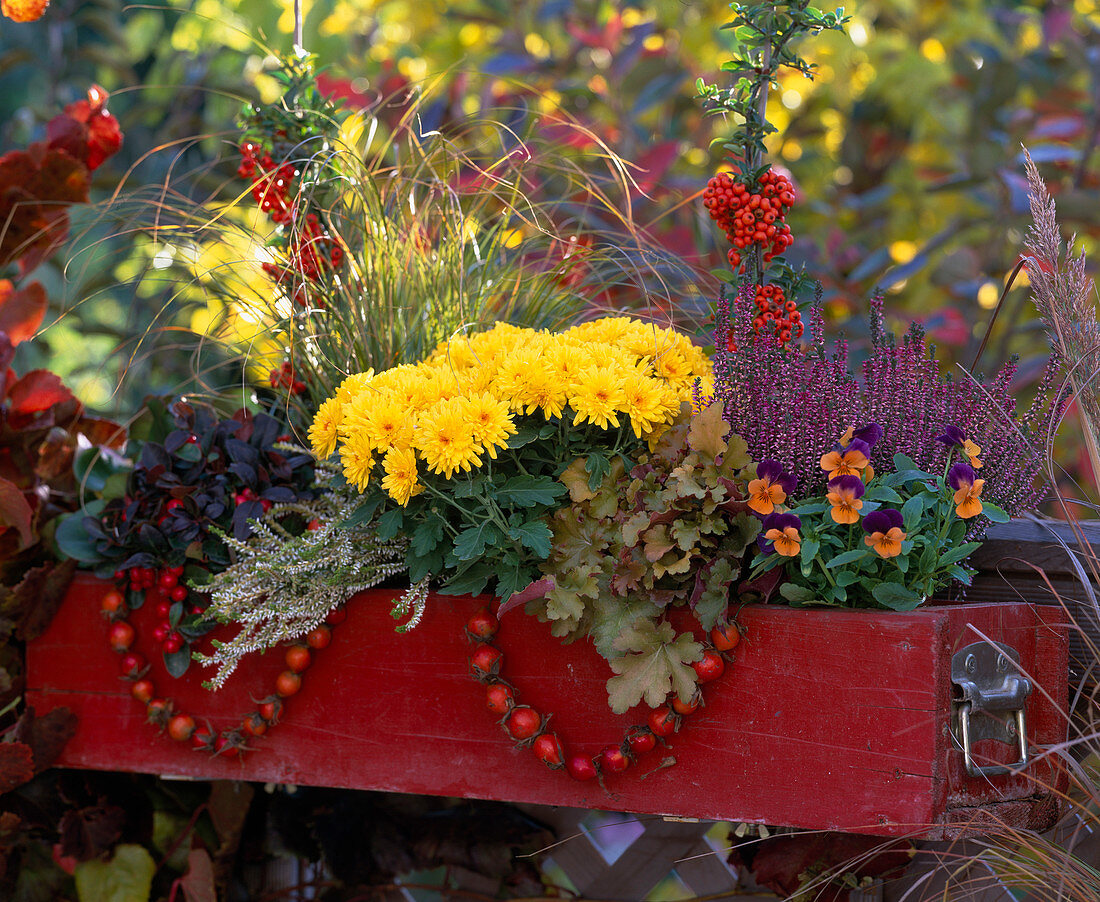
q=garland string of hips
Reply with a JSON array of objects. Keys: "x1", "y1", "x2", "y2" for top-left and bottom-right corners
[
  {"x1": 101, "y1": 571, "x2": 344, "y2": 758},
  {"x1": 465, "y1": 607, "x2": 742, "y2": 782}
]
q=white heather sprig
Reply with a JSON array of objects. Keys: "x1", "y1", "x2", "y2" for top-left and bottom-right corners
[{"x1": 193, "y1": 469, "x2": 410, "y2": 689}]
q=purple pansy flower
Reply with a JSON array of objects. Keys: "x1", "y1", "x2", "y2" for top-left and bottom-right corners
[
  {"x1": 757, "y1": 459, "x2": 798, "y2": 494},
  {"x1": 758, "y1": 511, "x2": 802, "y2": 551},
  {"x1": 948, "y1": 462, "x2": 977, "y2": 490},
  {"x1": 862, "y1": 508, "x2": 903, "y2": 535},
  {"x1": 852, "y1": 423, "x2": 884, "y2": 448},
  {"x1": 827, "y1": 474, "x2": 866, "y2": 497},
  {"x1": 936, "y1": 425, "x2": 967, "y2": 448}
]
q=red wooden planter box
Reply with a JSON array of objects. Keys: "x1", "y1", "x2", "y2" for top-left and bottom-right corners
[{"x1": 27, "y1": 573, "x2": 1068, "y2": 839}]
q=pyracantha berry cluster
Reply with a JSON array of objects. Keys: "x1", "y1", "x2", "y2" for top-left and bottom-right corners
[
  {"x1": 269, "y1": 359, "x2": 307, "y2": 396},
  {"x1": 237, "y1": 144, "x2": 344, "y2": 305},
  {"x1": 703, "y1": 168, "x2": 795, "y2": 273},
  {"x1": 752, "y1": 283, "x2": 804, "y2": 345}
]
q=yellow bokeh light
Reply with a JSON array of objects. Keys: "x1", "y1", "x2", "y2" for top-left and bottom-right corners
[
  {"x1": 643, "y1": 34, "x2": 665, "y2": 52},
  {"x1": 890, "y1": 241, "x2": 918, "y2": 264},
  {"x1": 977, "y1": 281, "x2": 1000, "y2": 309},
  {"x1": 1017, "y1": 21, "x2": 1042, "y2": 52},
  {"x1": 920, "y1": 38, "x2": 946, "y2": 63},
  {"x1": 525, "y1": 33, "x2": 551, "y2": 60}
]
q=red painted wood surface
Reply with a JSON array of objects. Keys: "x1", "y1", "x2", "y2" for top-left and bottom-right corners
[{"x1": 26, "y1": 573, "x2": 1068, "y2": 838}]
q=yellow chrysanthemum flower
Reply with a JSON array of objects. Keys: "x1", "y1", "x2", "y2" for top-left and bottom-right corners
[
  {"x1": 494, "y1": 348, "x2": 549, "y2": 413},
  {"x1": 465, "y1": 392, "x2": 517, "y2": 459},
  {"x1": 335, "y1": 371, "x2": 375, "y2": 407},
  {"x1": 309, "y1": 396, "x2": 342, "y2": 459},
  {"x1": 570, "y1": 365, "x2": 625, "y2": 430},
  {"x1": 545, "y1": 342, "x2": 588, "y2": 386},
  {"x1": 415, "y1": 399, "x2": 483, "y2": 478},
  {"x1": 365, "y1": 400, "x2": 416, "y2": 453},
  {"x1": 340, "y1": 431, "x2": 375, "y2": 491},
  {"x1": 381, "y1": 447, "x2": 424, "y2": 506},
  {"x1": 621, "y1": 371, "x2": 669, "y2": 438}
]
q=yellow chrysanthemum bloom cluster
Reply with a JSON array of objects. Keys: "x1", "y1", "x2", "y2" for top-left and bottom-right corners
[{"x1": 309, "y1": 317, "x2": 712, "y2": 505}]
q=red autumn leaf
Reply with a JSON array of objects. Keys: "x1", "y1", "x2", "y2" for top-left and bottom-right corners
[
  {"x1": 0, "y1": 476, "x2": 34, "y2": 550},
  {"x1": 16, "y1": 560, "x2": 77, "y2": 642},
  {"x1": 59, "y1": 804, "x2": 126, "y2": 862},
  {"x1": 0, "y1": 743, "x2": 34, "y2": 793},
  {"x1": 78, "y1": 417, "x2": 128, "y2": 450},
  {"x1": 0, "y1": 144, "x2": 89, "y2": 271},
  {"x1": 0, "y1": 279, "x2": 47, "y2": 345},
  {"x1": 12, "y1": 706, "x2": 78, "y2": 772},
  {"x1": 632, "y1": 141, "x2": 679, "y2": 197},
  {"x1": 6, "y1": 369, "x2": 75, "y2": 416},
  {"x1": 54, "y1": 86, "x2": 122, "y2": 172},
  {"x1": 179, "y1": 849, "x2": 218, "y2": 902},
  {"x1": 735, "y1": 832, "x2": 911, "y2": 902}
]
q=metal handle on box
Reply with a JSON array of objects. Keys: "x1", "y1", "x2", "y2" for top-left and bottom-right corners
[
  {"x1": 951, "y1": 642, "x2": 1032, "y2": 778},
  {"x1": 957, "y1": 702, "x2": 1029, "y2": 777}
]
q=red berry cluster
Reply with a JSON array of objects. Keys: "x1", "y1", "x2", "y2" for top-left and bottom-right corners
[
  {"x1": 102, "y1": 582, "x2": 342, "y2": 758},
  {"x1": 238, "y1": 141, "x2": 344, "y2": 304},
  {"x1": 466, "y1": 608, "x2": 741, "y2": 783},
  {"x1": 703, "y1": 168, "x2": 795, "y2": 273},
  {"x1": 269, "y1": 360, "x2": 306, "y2": 396},
  {"x1": 752, "y1": 283, "x2": 803, "y2": 345}
]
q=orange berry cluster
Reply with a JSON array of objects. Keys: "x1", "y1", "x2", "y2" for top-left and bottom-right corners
[
  {"x1": 753, "y1": 283, "x2": 804, "y2": 345},
  {"x1": 703, "y1": 168, "x2": 795, "y2": 273}
]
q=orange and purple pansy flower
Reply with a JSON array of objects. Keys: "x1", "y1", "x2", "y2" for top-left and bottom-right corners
[
  {"x1": 825, "y1": 474, "x2": 865, "y2": 524},
  {"x1": 821, "y1": 423, "x2": 882, "y2": 481},
  {"x1": 936, "y1": 425, "x2": 983, "y2": 469},
  {"x1": 760, "y1": 512, "x2": 802, "y2": 557},
  {"x1": 862, "y1": 508, "x2": 906, "y2": 558},
  {"x1": 747, "y1": 459, "x2": 797, "y2": 515},
  {"x1": 948, "y1": 462, "x2": 985, "y2": 519}
]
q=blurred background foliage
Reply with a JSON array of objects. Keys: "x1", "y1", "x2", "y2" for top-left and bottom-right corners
[{"x1": 1, "y1": 0, "x2": 1098, "y2": 490}]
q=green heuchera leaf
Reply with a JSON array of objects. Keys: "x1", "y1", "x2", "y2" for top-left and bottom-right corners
[
  {"x1": 544, "y1": 565, "x2": 599, "y2": 627},
  {"x1": 590, "y1": 594, "x2": 662, "y2": 659},
  {"x1": 559, "y1": 457, "x2": 595, "y2": 502},
  {"x1": 687, "y1": 400, "x2": 728, "y2": 459},
  {"x1": 606, "y1": 620, "x2": 703, "y2": 714},
  {"x1": 693, "y1": 558, "x2": 734, "y2": 631},
  {"x1": 75, "y1": 844, "x2": 156, "y2": 902}
]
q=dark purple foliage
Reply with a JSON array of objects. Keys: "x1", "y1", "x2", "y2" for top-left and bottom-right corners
[{"x1": 712, "y1": 288, "x2": 1066, "y2": 516}]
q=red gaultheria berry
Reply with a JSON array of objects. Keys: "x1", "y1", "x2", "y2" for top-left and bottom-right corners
[
  {"x1": 504, "y1": 706, "x2": 541, "y2": 741},
  {"x1": 485, "y1": 682, "x2": 514, "y2": 716}
]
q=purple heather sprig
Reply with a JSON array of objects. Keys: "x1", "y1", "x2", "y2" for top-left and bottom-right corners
[{"x1": 712, "y1": 288, "x2": 1065, "y2": 517}]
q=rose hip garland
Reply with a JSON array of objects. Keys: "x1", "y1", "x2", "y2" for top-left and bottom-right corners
[
  {"x1": 703, "y1": 168, "x2": 795, "y2": 274},
  {"x1": 466, "y1": 607, "x2": 740, "y2": 782},
  {"x1": 101, "y1": 579, "x2": 343, "y2": 758}
]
